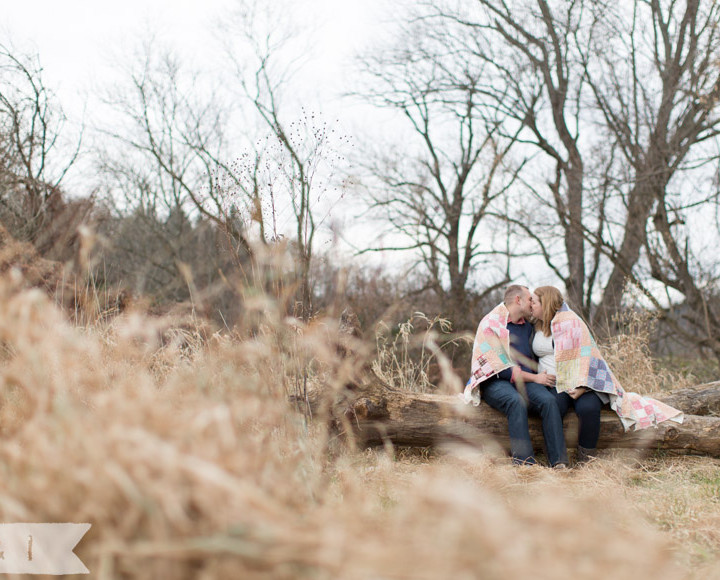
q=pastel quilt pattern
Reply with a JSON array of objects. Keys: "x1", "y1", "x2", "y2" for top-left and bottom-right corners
[
  {"x1": 463, "y1": 303, "x2": 513, "y2": 406},
  {"x1": 552, "y1": 304, "x2": 683, "y2": 430}
]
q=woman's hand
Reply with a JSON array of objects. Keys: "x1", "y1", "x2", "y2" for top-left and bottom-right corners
[
  {"x1": 536, "y1": 371, "x2": 556, "y2": 387},
  {"x1": 567, "y1": 387, "x2": 588, "y2": 400}
]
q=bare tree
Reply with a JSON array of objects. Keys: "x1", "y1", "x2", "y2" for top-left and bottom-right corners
[
  {"x1": 96, "y1": 44, "x2": 255, "y2": 259},
  {"x1": 579, "y1": 0, "x2": 720, "y2": 345},
  {"x1": 90, "y1": 40, "x2": 270, "y2": 320},
  {"x1": 430, "y1": 0, "x2": 720, "y2": 348},
  {"x1": 222, "y1": 0, "x2": 350, "y2": 320},
  {"x1": 0, "y1": 43, "x2": 82, "y2": 248},
  {"x1": 97, "y1": 9, "x2": 349, "y2": 321},
  {"x1": 436, "y1": 0, "x2": 599, "y2": 315},
  {"x1": 352, "y1": 15, "x2": 520, "y2": 327}
]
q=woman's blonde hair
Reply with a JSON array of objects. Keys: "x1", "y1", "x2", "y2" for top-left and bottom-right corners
[{"x1": 533, "y1": 286, "x2": 564, "y2": 336}]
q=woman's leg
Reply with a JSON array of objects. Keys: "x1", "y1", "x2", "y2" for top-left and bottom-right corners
[
  {"x1": 554, "y1": 391, "x2": 573, "y2": 418},
  {"x1": 574, "y1": 390, "x2": 604, "y2": 450}
]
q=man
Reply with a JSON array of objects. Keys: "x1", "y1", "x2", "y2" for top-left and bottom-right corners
[{"x1": 463, "y1": 285, "x2": 568, "y2": 467}]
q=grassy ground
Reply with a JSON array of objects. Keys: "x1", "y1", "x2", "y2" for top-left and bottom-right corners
[
  {"x1": 327, "y1": 446, "x2": 720, "y2": 579},
  {"x1": 620, "y1": 454, "x2": 720, "y2": 577}
]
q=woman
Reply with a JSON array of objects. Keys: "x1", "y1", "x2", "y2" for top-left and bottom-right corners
[
  {"x1": 531, "y1": 286, "x2": 604, "y2": 463},
  {"x1": 529, "y1": 286, "x2": 683, "y2": 464}
]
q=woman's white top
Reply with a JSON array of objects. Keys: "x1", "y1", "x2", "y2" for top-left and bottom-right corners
[{"x1": 532, "y1": 331, "x2": 556, "y2": 375}]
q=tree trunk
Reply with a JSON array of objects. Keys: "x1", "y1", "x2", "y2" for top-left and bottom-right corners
[{"x1": 314, "y1": 378, "x2": 720, "y2": 458}]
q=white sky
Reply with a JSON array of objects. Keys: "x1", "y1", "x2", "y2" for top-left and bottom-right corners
[
  {"x1": 1, "y1": 0, "x2": 388, "y2": 123},
  {"x1": 0, "y1": 0, "x2": 387, "y2": 111},
  {"x1": 4, "y1": 1, "x2": 225, "y2": 110}
]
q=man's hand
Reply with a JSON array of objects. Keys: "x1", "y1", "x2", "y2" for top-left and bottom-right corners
[{"x1": 536, "y1": 371, "x2": 556, "y2": 387}]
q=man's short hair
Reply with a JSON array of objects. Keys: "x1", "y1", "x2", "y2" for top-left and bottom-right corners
[{"x1": 504, "y1": 284, "x2": 528, "y2": 305}]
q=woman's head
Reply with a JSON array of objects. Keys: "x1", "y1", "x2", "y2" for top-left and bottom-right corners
[{"x1": 532, "y1": 286, "x2": 564, "y2": 335}]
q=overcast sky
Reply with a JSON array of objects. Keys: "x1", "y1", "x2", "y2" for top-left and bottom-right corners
[{"x1": 1, "y1": 0, "x2": 388, "y2": 123}]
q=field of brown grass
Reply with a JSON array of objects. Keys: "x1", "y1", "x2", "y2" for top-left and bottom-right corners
[{"x1": 0, "y1": 280, "x2": 717, "y2": 579}]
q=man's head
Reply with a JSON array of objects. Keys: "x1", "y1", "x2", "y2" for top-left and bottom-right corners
[{"x1": 504, "y1": 284, "x2": 533, "y2": 321}]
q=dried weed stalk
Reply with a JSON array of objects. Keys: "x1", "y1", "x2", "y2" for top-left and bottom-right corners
[{"x1": 372, "y1": 312, "x2": 463, "y2": 393}]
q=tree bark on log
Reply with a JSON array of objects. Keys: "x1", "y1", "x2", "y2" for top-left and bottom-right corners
[
  {"x1": 652, "y1": 382, "x2": 720, "y2": 416},
  {"x1": 316, "y1": 379, "x2": 720, "y2": 458}
]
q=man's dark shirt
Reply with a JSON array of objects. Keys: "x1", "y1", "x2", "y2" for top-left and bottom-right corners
[{"x1": 495, "y1": 319, "x2": 536, "y2": 382}]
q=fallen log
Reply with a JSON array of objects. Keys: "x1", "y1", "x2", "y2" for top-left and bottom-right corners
[
  {"x1": 315, "y1": 378, "x2": 720, "y2": 458},
  {"x1": 319, "y1": 315, "x2": 720, "y2": 457},
  {"x1": 652, "y1": 381, "x2": 720, "y2": 416}
]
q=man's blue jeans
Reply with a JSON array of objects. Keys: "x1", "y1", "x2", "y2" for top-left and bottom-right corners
[{"x1": 481, "y1": 379, "x2": 568, "y2": 466}]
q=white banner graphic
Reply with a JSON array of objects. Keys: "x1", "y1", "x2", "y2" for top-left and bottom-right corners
[{"x1": 0, "y1": 523, "x2": 91, "y2": 574}]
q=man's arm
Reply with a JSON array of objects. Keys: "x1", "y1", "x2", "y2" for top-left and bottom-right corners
[{"x1": 516, "y1": 368, "x2": 556, "y2": 387}]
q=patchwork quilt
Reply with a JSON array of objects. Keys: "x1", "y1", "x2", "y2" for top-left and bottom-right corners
[
  {"x1": 552, "y1": 304, "x2": 683, "y2": 430},
  {"x1": 463, "y1": 303, "x2": 514, "y2": 406}
]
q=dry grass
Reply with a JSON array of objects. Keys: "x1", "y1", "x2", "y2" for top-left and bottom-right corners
[
  {"x1": 372, "y1": 312, "x2": 465, "y2": 393},
  {"x1": 0, "y1": 279, "x2": 715, "y2": 579},
  {"x1": 600, "y1": 309, "x2": 696, "y2": 395},
  {"x1": 618, "y1": 454, "x2": 720, "y2": 578}
]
